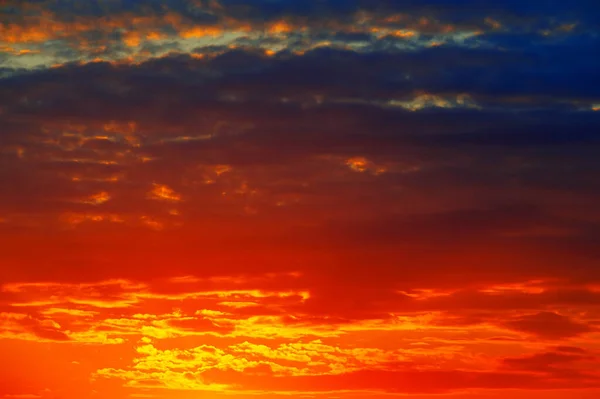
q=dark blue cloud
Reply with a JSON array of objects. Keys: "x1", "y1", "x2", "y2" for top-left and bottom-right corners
[
  {"x1": 1, "y1": 0, "x2": 599, "y2": 259},
  {"x1": 9, "y1": 0, "x2": 599, "y2": 26}
]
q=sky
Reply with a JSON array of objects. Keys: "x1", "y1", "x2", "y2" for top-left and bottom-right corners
[{"x1": 1, "y1": 0, "x2": 600, "y2": 398}]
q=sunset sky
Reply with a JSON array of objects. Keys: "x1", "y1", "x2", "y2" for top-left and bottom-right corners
[{"x1": 1, "y1": 1, "x2": 600, "y2": 398}]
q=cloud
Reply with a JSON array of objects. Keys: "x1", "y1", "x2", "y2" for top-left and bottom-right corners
[
  {"x1": 501, "y1": 347, "x2": 600, "y2": 383},
  {"x1": 2, "y1": 2, "x2": 600, "y2": 398},
  {"x1": 94, "y1": 336, "x2": 599, "y2": 394},
  {"x1": 197, "y1": 368, "x2": 598, "y2": 394},
  {"x1": 0, "y1": 312, "x2": 71, "y2": 342},
  {"x1": 503, "y1": 312, "x2": 595, "y2": 339},
  {"x1": 1, "y1": 52, "x2": 598, "y2": 236},
  {"x1": 503, "y1": 348, "x2": 596, "y2": 372}
]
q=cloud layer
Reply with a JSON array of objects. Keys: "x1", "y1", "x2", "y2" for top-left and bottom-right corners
[{"x1": 1, "y1": 1, "x2": 600, "y2": 399}]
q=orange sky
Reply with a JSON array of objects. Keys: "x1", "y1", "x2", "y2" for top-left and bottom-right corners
[{"x1": 2, "y1": 1, "x2": 600, "y2": 398}]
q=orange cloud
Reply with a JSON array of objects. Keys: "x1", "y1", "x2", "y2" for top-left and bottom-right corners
[
  {"x1": 1, "y1": 3, "x2": 599, "y2": 397},
  {"x1": 180, "y1": 26, "x2": 224, "y2": 39},
  {"x1": 345, "y1": 156, "x2": 387, "y2": 175},
  {"x1": 80, "y1": 192, "x2": 111, "y2": 205},
  {"x1": 268, "y1": 21, "x2": 293, "y2": 34},
  {"x1": 147, "y1": 184, "x2": 182, "y2": 202},
  {"x1": 122, "y1": 31, "x2": 141, "y2": 47}
]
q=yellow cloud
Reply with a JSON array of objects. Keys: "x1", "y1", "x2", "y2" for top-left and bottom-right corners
[
  {"x1": 81, "y1": 191, "x2": 111, "y2": 205},
  {"x1": 148, "y1": 184, "x2": 182, "y2": 202}
]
